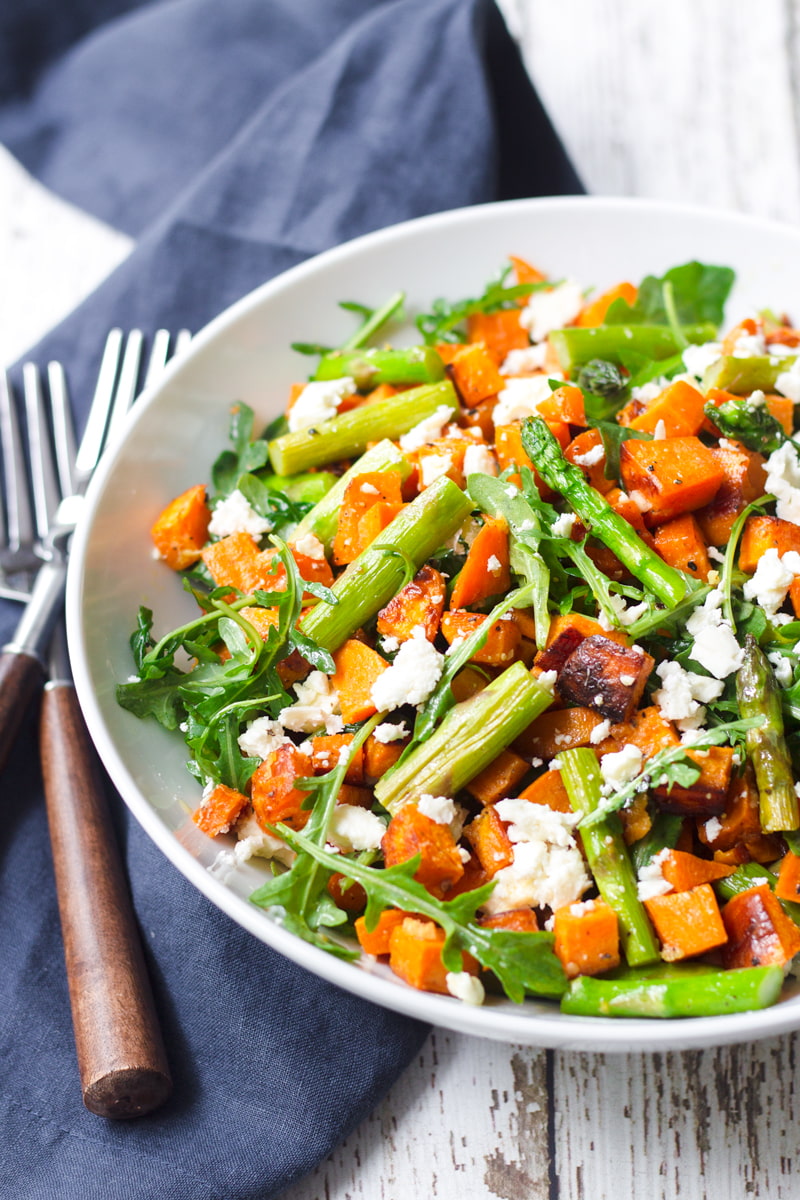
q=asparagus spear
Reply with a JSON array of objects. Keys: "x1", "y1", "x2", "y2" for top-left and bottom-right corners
[
  {"x1": 314, "y1": 346, "x2": 445, "y2": 389},
  {"x1": 549, "y1": 322, "x2": 718, "y2": 374},
  {"x1": 374, "y1": 662, "x2": 555, "y2": 813},
  {"x1": 260, "y1": 470, "x2": 338, "y2": 505},
  {"x1": 299, "y1": 474, "x2": 471, "y2": 652},
  {"x1": 291, "y1": 439, "x2": 411, "y2": 551},
  {"x1": 736, "y1": 634, "x2": 799, "y2": 833},
  {"x1": 559, "y1": 748, "x2": 660, "y2": 967},
  {"x1": 269, "y1": 380, "x2": 458, "y2": 475},
  {"x1": 560, "y1": 966, "x2": 784, "y2": 1018},
  {"x1": 703, "y1": 354, "x2": 795, "y2": 395},
  {"x1": 521, "y1": 417, "x2": 689, "y2": 608}
]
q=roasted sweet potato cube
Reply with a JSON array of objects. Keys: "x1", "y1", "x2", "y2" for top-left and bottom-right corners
[
  {"x1": 660, "y1": 849, "x2": 734, "y2": 892},
  {"x1": 355, "y1": 909, "x2": 410, "y2": 956},
  {"x1": 333, "y1": 470, "x2": 404, "y2": 564},
  {"x1": 556, "y1": 635, "x2": 654, "y2": 723},
  {"x1": 534, "y1": 625, "x2": 586, "y2": 674},
  {"x1": 388, "y1": 918, "x2": 477, "y2": 993},
  {"x1": 250, "y1": 743, "x2": 313, "y2": 831},
  {"x1": 440, "y1": 610, "x2": 521, "y2": 665},
  {"x1": 776, "y1": 851, "x2": 800, "y2": 904},
  {"x1": 202, "y1": 531, "x2": 265, "y2": 592},
  {"x1": 576, "y1": 281, "x2": 637, "y2": 328},
  {"x1": 364, "y1": 733, "x2": 407, "y2": 782},
  {"x1": 463, "y1": 806, "x2": 515, "y2": 877},
  {"x1": 466, "y1": 748, "x2": 529, "y2": 805},
  {"x1": 193, "y1": 783, "x2": 249, "y2": 837},
  {"x1": 605, "y1": 487, "x2": 650, "y2": 539},
  {"x1": 739, "y1": 514, "x2": 800, "y2": 573},
  {"x1": 377, "y1": 565, "x2": 446, "y2": 642},
  {"x1": 479, "y1": 909, "x2": 540, "y2": 932},
  {"x1": 620, "y1": 437, "x2": 725, "y2": 524},
  {"x1": 627, "y1": 380, "x2": 706, "y2": 437},
  {"x1": 382, "y1": 804, "x2": 465, "y2": 895},
  {"x1": 654, "y1": 747, "x2": 735, "y2": 817},
  {"x1": 514, "y1": 707, "x2": 605, "y2": 761},
  {"x1": 416, "y1": 436, "x2": 473, "y2": 490},
  {"x1": 447, "y1": 341, "x2": 504, "y2": 406},
  {"x1": 606, "y1": 706, "x2": 681, "y2": 759},
  {"x1": 722, "y1": 885, "x2": 800, "y2": 968},
  {"x1": 553, "y1": 900, "x2": 620, "y2": 978},
  {"x1": 450, "y1": 517, "x2": 511, "y2": 608},
  {"x1": 450, "y1": 665, "x2": 488, "y2": 703},
  {"x1": 545, "y1": 612, "x2": 629, "y2": 649},
  {"x1": 310, "y1": 734, "x2": 363, "y2": 784},
  {"x1": 697, "y1": 766, "x2": 761, "y2": 851},
  {"x1": 330, "y1": 639, "x2": 389, "y2": 724},
  {"x1": 517, "y1": 769, "x2": 572, "y2": 813},
  {"x1": 326, "y1": 873, "x2": 367, "y2": 913},
  {"x1": 151, "y1": 483, "x2": 211, "y2": 570},
  {"x1": 653, "y1": 514, "x2": 711, "y2": 580},
  {"x1": 695, "y1": 441, "x2": 767, "y2": 546},
  {"x1": 460, "y1": 396, "x2": 497, "y2": 441},
  {"x1": 536, "y1": 385, "x2": 586, "y2": 427},
  {"x1": 565, "y1": 428, "x2": 615, "y2": 494},
  {"x1": 645, "y1": 884, "x2": 728, "y2": 961},
  {"x1": 357, "y1": 500, "x2": 405, "y2": 552},
  {"x1": 466, "y1": 310, "x2": 529, "y2": 361},
  {"x1": 619, "y1": 793, "x2": 652, "y2": 846}
]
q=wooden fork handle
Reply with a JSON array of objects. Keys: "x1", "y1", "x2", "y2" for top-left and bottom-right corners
[
  {"x1": 0, "y1": 647, "x2": 45, "y2": 774},
  {"x1": 40, "y1": 681, "x2": 172, "y2": 1119}
]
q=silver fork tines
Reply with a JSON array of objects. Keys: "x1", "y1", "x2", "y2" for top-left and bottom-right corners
[{"x1": 0, "y1": 371, "x2": 41, "y2": 599}]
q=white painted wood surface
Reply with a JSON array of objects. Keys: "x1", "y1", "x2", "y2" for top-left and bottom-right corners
[{"x1": 3, "y1": 2, "x2": 800, "y2": 1196}]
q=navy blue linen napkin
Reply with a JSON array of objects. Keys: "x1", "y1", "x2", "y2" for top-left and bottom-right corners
[{"x1": 0, "y1": 2, "x2": 581, "y2": 1196}]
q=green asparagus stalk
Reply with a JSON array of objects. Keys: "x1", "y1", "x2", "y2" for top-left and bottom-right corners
[
  {"x1": 559, "y1": 748, "x2": 660, "y2": 967},
  {"x1": 300, "y1": 474, "x2": 471, "y2": 652},
  {"x1": 291, "y1": 439, "x2": 411, "y2": 550},
  {"x1": 260, "y1": 470, "x2": 338, "y2": 505},
  {"x1": 521, "y1": 417, "x2": 689, "y2": 607},
  {"x1": 737, "y1": 635, "x2": 799, "y2": 833},
  {"x1": 374, "y1": 662, "x2": 555, "y2": 813},
  {"x1": 269, "y1": 380, "x2": 458, "y2": 475},
  {"x1": 560, "y1": 966, "x2": 784, "y2": 1018},
  {"x1": 314, "y1": 345, "x2": 445, "y2": 389},
  {"x1": 549, "y1": 323, "x2": 718, "y2": 374},
  {"x1": 703, "y1": 354, "x2": 795, "y2": 395},
  {"x1": 714, "y1": 863, "x2": 800, "y2": 927}
]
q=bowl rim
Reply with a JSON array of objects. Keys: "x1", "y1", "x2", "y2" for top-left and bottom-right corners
[{"x1": 67, "y1": 193, "x2": 800, "y2": 1051}]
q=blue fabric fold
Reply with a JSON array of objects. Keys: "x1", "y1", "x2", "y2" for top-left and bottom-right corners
[{"x1": 0, "y1": 2, "x2": 581, "y2": 1195}]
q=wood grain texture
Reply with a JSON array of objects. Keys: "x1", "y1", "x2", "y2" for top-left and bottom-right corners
[
  {"x1": 40, "y1": 683, "x2": 171, "y2": 1119},
  {"x1": 0, "y1": 647, "x2": 44, "y2": 774}
]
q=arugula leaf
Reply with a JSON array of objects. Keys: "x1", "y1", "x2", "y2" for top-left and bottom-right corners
[
  {"x1": 212, "y1": 402, "x2": 270, "y2": 496},
  {"x1": 587, "y1": 421, "x2": 653, "y2": 480},
  {"x1": 604, "y1": 261, "x2": 735, "y2": 328},
  {"x1": 129, "y1": 606, "x2": 155, "y2": 672},
  {"x1": 237, "y1": 471, "x2": 312, "y2": 532},
  {"x1": 416, "y1": 264, "x2": 552, "y2": 345}
]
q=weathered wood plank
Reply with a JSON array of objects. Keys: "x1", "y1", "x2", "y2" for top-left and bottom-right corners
[{"x1": 280, "y1": 1032, "x2": 551, "y2": 1200}]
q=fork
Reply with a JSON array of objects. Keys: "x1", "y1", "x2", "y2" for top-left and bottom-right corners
[{"x1": 0, "y1": 329, "x2": 188, "y2": 1117}]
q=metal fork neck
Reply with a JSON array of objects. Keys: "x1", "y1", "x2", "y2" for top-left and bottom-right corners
[{"x1": 4, "y1": 557, "x2": 67, "y2": 665}]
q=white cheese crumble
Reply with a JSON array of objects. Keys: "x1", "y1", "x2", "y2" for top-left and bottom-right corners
[
  {"x1": 327, "y1": 805, "x2": 387, "y2": 852},
  {"x1": 419, "y1": 452, "x2": 454, "y2": 488},
  {"x1": 685, "y1": 589, "x2": 744, "y2": 679},
  {"x1": 652, "y1": 660, "x2": 724, "y2": 728},
  {"x1": 731, "y1": 329, "x2": 766, "y2": 357},
  {"x1": 372, "y1": 720, "x2": 409, "y2": 744},
  {"x1": 445, "y1": 972, "x2": 485, "y2": 1006},
  {"x1": 492, "y1": 375, "x2": 561, "y2": 427},
  {"x1": 499, "y1": 344, "x2": 549, "y2": 375},
  {"x1": 653, "y1": 419, "x2": 667, "y2": 441},
  {"x1": 237, "y1": 717, "x2": 292, "y2": 760},
  {"x1": 487, "y1": 554, "x2": 503, "y2": 575},
  {"x1": 636, "y1": 848, "x2": 673, "y2": 901},
  {"x1": 768, "y1": 651, "x2": 794, "y2": 688},
  {"x1": 292, "y1": 531, "x2": 326, "y2": 561},
  {"x1": 399, "y1": 405, "x2": 454, "y2": 451},
  {"x1": 234, "y1": 812, "x2": 296, "y2": 869},
  {"x1": 519, "y1": 280, "x2": 584, "y2": 342},
  {"x1": 589, "y1": 719, "x2": 611, "y2": 745},
  {"x1": 208, "y1": 488, "x2": 272, "y2": 539},
  {"x1": 463, "y1": 441, "x2": 498, "y2": 477},
  {"x1": 600, "y1": 743, "x2": 643, "y2": 793},
  {"x1": 704, "y1": 816, "x2": 723, "y2": 843},
  {"x1": 552, "y1": 512, "x2": 575, "y2": 538},
  {"x1": 569, "y1": 899, "x2": 597, "y2": 918},
  {"x1": 370, "y1": 625, "x2": 444, "y2": 711},
  {"x1": 630, "y1": 379, "x2": 666, "y2": 404},
  {"x1": 682, "y1": 342, "x2": 723, "y2": 379},
  {"x1": 764, "y1": 441, "x2": 800, "y2": 525},
  {"x1": 417, "y1": 794, "x2": 457, "y2": 825},
  {"x1": 379, "y1": 634, "x2": 400, "y2": 653},
  {"x1": 572, "y1": 444, "x2": 605, "y2": 467},
  {"x1": 743, "y1": 547, "x2": 800, "y2": 616},
  {"x1": 482, "y1": 801, "x2": 590, "y2": 915},
  {"x1": 288, "y1": 377, "x2": 356, "y2": 432},
  {"x1": 279, "y1": 670, "x2": 343, "y2": 734}
]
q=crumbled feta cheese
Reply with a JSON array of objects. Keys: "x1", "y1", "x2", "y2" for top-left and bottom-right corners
[
  {"x1": 653, "y1": 419, "x2": 667, "y2": 441},
  {"x1": 505, "y1": 484, "x2": 518, "y2": 497},
  {"x1": 703, "y1": 816, "x2": 723, "y2": 843},
  {"x1": 636, "y1": 848, "x2": 673, "y2": 901},
  {"x1": 768, "y1": 651, "x2": 794, "y2": 688},
  {"x1": 399, "y1": 405, "x2": 454, "y2": 451},
  {"x1": 482, "y1": 801, "x2": 589, "y2": 914},
  {"x1": 652, "y1": 660, "x2": 723, "y2": 727},
  {"x1": 748, "y1": 389, "x2": 767, "y2": 408},
  {"x1": 600, "y1": 744, "x2": 643, "y2": 792},
  {"x1": 458, "y1": 846, "x2": 472, "y2": 864},
  {"x1": 630, "y1": 380, "x2": 665, "y2": 404},
  {"x1": 685, "y1": 589, "x2": 744, "y2": 679},
  {"x1": 446, "y1": 972, "x2": 485, "y2": 1006},
  {"x1": 487, "y1": 554, "x2": 503, "y2": 575},
  {"x1": 775, "y1": 357, "x2": 800, "y2": 403},
  {"x1": 682, "y1": 342, "x2": 723, "y2": 379},
  {"x1": 279, "y1": 670, "x2": 343, "y2": 734},
  {"x1": 373, "y1": 720, "x2": 408, "y2": 743},
  {"x1": 589, "y1": 719, "x2": 611, "y2": 745},
  {"x1": 552, "y1": 512, "x2": 575, "y2": 538},
  {"x1": 370, "y1": 626, "x2": 444, "y2": 711},
  {"x1": 499, "y1": 344, "x2": 549, "y2": 375},
  {"x1": 327, "y1": 805, "x2": 387, "y2": 852},
  {"x1": 764, "y1": 441, "x2": 800, "y2": 525},
  {"x1": 572, "y1": 444, "x2": 605, "y2": 467},
  {"x1": 288, "y1": 377, "x2": 356, "y2": 432},
  {"x1": 569, "y1": 899, "x2": 597, "y2": 918},
  {"x1": 292, "y1": 531, "x2": 326, "y2": 561},
  {"x1": 537, "y1": 669, "x2": 558, "y2": 694},
  {"x1": 707, "y1": 546, "x2": 725, "y2": 563},
  {"x1": 743, "y1": 547, "x2": 800, "y2": 616},
  {"x1": 731, "y1": 330, "x2": 766, "y2": 357},
  {"x1": 237, "y1": 716, "x2": 292, "y2": 760},
  {"x1": 127, "y1": 674, "x2": 141, "y2": 683},
  {"x1": 417, "y1": 794, "x2": 457, "y2": 825},
  {"x1": 208, "y1": 488, "x2": 272, "y2": 539},
  {"x1": 359, "y1": 481, "x2": 379, "y2": 496},
  {"x1": 519, "y1": 280, "x2": 584, "y2": 342},
  {"x1": 380, "y1": 635, "x2": 400, "y2": 653},
  {"x1": 233, "y1": 812, "x2": 296, "y2": 868},
  {"x1": 419, "y1": 452, "x2": 454, "y2": 488},
  {"x1": 463, "y1": 442, "x2": 498, "y2": 477},
  {"x1": 492, "y1": 375, "x2": 560, "y2": 427}
]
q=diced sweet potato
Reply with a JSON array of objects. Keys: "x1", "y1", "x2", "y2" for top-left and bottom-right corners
[
  {"x1": 466, "y1": 748, "x2": 529, "y2": 805},
  {"x1": 310, "y1": 734, "x2": 363, "y2": 784},
  {"x1": 151, "y1": 483, "x2": 211, "y2": 570},
  {"x1": 653, "y1": 514, "x2": 711, "y2": 580},
  {"x1": 695, "y1": 440, "x2": 767, "y2": 546},
  {"x1": 534, "y1": 626, "x2": 587, "y2": 674},
  {"x1": 553, "y1": 900, "x2": 620, "y2": 978},
  {"x1": 333, "y1": 470, "x2": 404, "y2": 564},
  {"x1": 654, "y1": 747, "x2": 735, "y2": 817},
  {"x1": 494, "y1": 420, "x2": 569, "y2": 498},
  {"x1": 576, "y1": 281, "x2": 637, "y2": 327},
  {"x1": 517, "y1": 769, "x2": 572, "y2": 813},
  {"x1": 447, "y1": 341, "x2": 505, "y2": 406},
  {"x1": 388, "y1": 918, "x2": 477, "y2": 994},
  {"x1": 620, "y1": 437, "x2": 725, "y2": 524},
  {"x1": 440, "y1": 610, "x2": 521, "y2": 665},
  {"x1": 377, "y1": 564, "x2": 446, "y2": 643},
  {"x1": 357, "y1": 500, "x2": 405, "y2": 551},
  {"x1": 326, "y1": 873, "x2": 367, "y2": 913},
  {"x1": 722, "y1": 885, "x2": 800, "y2": 968},
  {"x1": 660, "y1": 849, "x2": 734, "y2": 892},
  {"x1": 364, "y1": 733, "x2": 407, "y2": 782},
  {"x1": 544, "y1": 612, "x2": 629, "y2": 649},
  {"x1": 696, "y1": 767, "x2": 761, "y2": 851},
  {"x1": 479, "y1": 909, "x2": 540, "y2": 932},
  {"x1": 464, "y1": 805, "x2": 515, "y2": 877},
  {"x1": 416, "y1": 435, "x2": 474, "y2": 490},
  {"x1": 355, "y1": 908, "x2": 410, "y2": 956},
  {"x1": 460, "y1": 396, "x2": 497, "y2": 441},
  {"x1": 450, "y1": 665, "x2": 488, "y2": 702},
  {"x1": 336, "y1": 784, "x2": 375, "y2": 809},
  {"x1": 565, "y1": 428, "x2": 615, "y2": 494},
  {"x1": 382, "y1": 804, "x2": 465, "y2": 895},
  {"x1": 536, "y1": 385, "x2": 586, "y2": 426},
  {"x1": 557, "y1": 635, "x2": 654, "y2": 723},
  {"x1": 450, "y1": 517, "x2": 511, "y2": 608},
  {"x1": 739, "y1": 514, "x2": 800, "y2": 573},
  {"x1": 644, "y1": 883, "x2": 728, "y2": 961},
  {"x1": 250, "y1": 744, "x2": 313, "y2": 831},
  {"x1": 606, "y1": 706, "x2": 681, "y2": 759},
  {"x1": 605, "y1": 487, "x2": 651, "y2": 539},
  {"x1": 466, "y1": 310, "x2": 528, "y2": 361},
  {"x1": 202, "y1": 531, "x2": 266, "y2": 593},
  {"x1": 192, "y1": 783, "x2": 249, "y2": 837},
  {"x1": 514, "y1": 707, "x2": 605, "y2": 761},
  {"x1": 330, "y1": 640, "x2": 389, "y2": 724},
  {"x1": 627, "y1": 380, "x2": 706, "y2": 437},
  {"x1": 619, "y1": 793, "x2": 652, "y2": 846},
  {"x1": 776, "y1": 851, "x2": 800, "y2": 903}
]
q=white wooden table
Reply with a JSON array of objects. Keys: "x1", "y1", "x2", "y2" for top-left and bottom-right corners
[{"x1": 4, "y1": 3, "x2": 800, "y2": 1195}]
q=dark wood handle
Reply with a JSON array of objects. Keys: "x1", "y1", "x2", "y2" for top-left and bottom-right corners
[
  {"x1": 0, "y1": 648, "x2": 45, "y2": 774},
  {"x1": 40, "y1": 683, "x2": 172, "y2": 1119}
]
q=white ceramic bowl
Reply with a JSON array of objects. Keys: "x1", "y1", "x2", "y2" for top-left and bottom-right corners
[{"x1": 68, "y1": 196, "x2": 800, "y2": 1051}]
